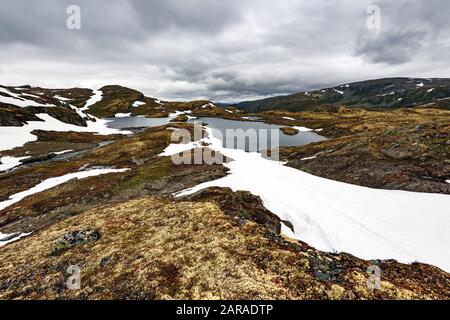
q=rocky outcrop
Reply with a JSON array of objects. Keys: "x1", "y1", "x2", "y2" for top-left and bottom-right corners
[
  {"x1": 51, "y1": 230, "x2": 100, "y2": 256},
  {"x1": 0, "y1": 104, "x2": 42, "y2": 126},
  {"x1": 26, "y1": 106, "x2": 87, "y2": 126},
  {"x1": 170, "y1": 115, "x2": 189, "y2": 122},
  {"x1": 280, "y1": 127, "x2": 299, "y2": 135},
  {"x1": 180, "y1": 187, "x2": 281, "y2": 234}
]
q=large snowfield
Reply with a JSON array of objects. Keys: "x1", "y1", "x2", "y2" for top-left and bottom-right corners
[{"x1": 164, "y1": 127, "x2": 450, "y2": 273}]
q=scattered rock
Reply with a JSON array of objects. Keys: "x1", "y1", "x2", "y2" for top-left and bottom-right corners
[
  {"x1": 51, "y1": 230, "x2": 100, "y2": 256},
  {"x1": 312, "y1": 255, "x2": 343, "y2": 283},
  {"x1": 381, "y1": 147, "x2": 413, "y2": 160},
  {"x1": 99, "y1": 256, "x2": 110, "y2": 267}
]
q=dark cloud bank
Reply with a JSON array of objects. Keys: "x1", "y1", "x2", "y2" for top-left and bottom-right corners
[{"x1": 0, "y1": 0, "x2": 449, "y2": 102}]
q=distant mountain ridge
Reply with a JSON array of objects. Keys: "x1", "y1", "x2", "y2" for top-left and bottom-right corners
[{"x1": 235, "y1": 77, "x2": 450, "y2": 112}]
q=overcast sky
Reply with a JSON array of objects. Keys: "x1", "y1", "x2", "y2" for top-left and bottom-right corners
[{"x1": 0, "y1": 0, "x2": 449, "y2": 102}]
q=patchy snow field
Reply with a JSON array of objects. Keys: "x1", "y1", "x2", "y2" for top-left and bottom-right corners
[
  {"x1": 0, "y1": 168, "x2": 129, "y2": 212},
  {"x1": 0, "y1": 87, "x2": 54, "y2": 108},
  {"x1": 163, "y1": 127, "x2": 450, "y2": 272},
  {"x1": 0, "y1": 113, "x2": 130, "y2": 152},
  {"x1": 168, "y1": 110, "x2": 196, "y2": 120}
]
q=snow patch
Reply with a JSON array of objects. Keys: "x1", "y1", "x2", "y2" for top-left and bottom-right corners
[
  {"x1": 201, "y1": 103, "x2": 216, "y2": 109},
  {"x1": 158, "y1": 133, "x2": 207, "y2": 157},
  {"x1": 0, "y1": 168, "x2": 129, "y2": 212},
  {"x1": 53, "y1": 150, "x2": 74, "y2": 155},
  {"x1": 132, "y1": 101, "x2": 146, "y2": 108},
  {"x1": 0, "y1": 232, "x2": 32, "y2": 247},
  {"x1": 54, "y1": 95, "x2": 71, "y2": 101},
  {"x1": 0, "y1": 156, "x2": 30, "y2": 172},
  {"x1": 168, "y1": 110, "x2": 193, "y2": 119},
  {"x1": 283, "y1": 117, "x2": 296, "y2": 121},
  {"x1": 115, "y1": 113, "x2": 131, "y2": 118},
  {"x1": 81, "y1": 89, "x2": 103, "y2": 111},
  {"x1": 293, "y1": 126, "x2": 314, "y2": 132}
]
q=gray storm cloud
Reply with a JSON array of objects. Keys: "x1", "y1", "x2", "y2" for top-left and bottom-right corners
[{"x1": 0, "y1": 0, "x2": 448, "y2": 102}]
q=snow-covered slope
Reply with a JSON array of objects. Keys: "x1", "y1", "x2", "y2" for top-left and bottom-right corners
[
  {"x1": 163, "y1": 127, "x2": 450, "y2": 272},
  {"x1": 0, "y1": 87, "x2": 54, "y2": 108}
]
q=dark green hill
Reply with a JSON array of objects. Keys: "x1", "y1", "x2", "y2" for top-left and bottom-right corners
[{"x1": 236, "y1": 77, "x2": 450, "y2": 112}]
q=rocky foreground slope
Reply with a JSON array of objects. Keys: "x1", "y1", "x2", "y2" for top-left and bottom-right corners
[
  {"x1": 1, "y1": 195, "x2": 449, "y2": 300},
  {"x1": 0, "y1": 84, "x2": 449, "y2": 299}
]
